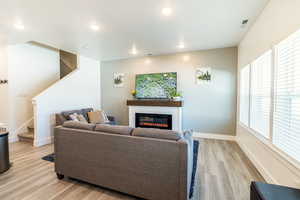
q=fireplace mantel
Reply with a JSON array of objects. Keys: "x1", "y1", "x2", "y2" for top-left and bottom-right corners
[{"x1": 127, "y1": 99, "x2": 183, "y2": 107}]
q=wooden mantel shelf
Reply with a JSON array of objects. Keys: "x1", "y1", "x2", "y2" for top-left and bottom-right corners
[{"x1": 127, "y1": 99, "x2": 183, "y2": 107}]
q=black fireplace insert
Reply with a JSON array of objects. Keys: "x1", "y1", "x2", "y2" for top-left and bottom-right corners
[{"x1": 135, "y1": 113, "x2": 172, "y2": 130}]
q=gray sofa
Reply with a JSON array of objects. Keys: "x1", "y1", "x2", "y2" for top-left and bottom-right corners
[{"x1": 54, "y1": 123, "x2": 193, "y2": 200}]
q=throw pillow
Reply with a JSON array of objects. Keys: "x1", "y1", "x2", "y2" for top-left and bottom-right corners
[
  {"x1": 183, "y1": 129, "x2": 194, "y2": 145},
  {"x1": 77, "y1": 114, "x2": 88, "y2": 123},
  {"x1": 69, "y1": 113, "x2": 80, "y2": 121},
  {"x1": 183, "y1": 129, "x2": 193, "y2": 137},
  {"x1": 62, "y1": 110, "x2": 81, "y2": 120},
  {"x1": 88, "y1": 110, "x2": 110, "y2": 124},
  {"x1": 81, "y1": 108, "x2": 93, "y2": 121}
]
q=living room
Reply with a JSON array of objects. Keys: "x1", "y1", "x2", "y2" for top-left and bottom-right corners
[{"x1": 0, "y1": 0, "x2": 300, "y2": 200}]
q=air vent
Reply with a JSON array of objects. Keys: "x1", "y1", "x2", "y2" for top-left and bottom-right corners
[
  {"x1": 242, "y1": 19, "x2": 249, "y2": 25},
  {"x1": 241, "y1": 19, "x2": 249, "y2": 28}
]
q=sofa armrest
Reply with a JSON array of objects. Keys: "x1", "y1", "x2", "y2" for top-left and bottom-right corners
[
  {"x1": 178, "y1": 137, "x2": 193, "y2": 200},
  {"x1": 56, "y1": 114, "x2": 67, "y2": 126}
]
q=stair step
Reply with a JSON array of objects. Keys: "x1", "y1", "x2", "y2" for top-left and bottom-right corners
[
  {"x1": 27, "y1": 124, "x2": 34, "y2": 130},
  {"x1": 18, "y1": 132, "x2": 34, "y2": 144}
]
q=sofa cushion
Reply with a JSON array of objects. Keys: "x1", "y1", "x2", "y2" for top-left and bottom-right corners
[
  {"x1": 81, "y1": 108, "x2": 93, "y2": 121},
  {"x1": 63, "y1": 121, "x2": 96, "y2": 131},
  {"x1": 77, "y1": 114, "x2": 88, "y2": 123},
  {"x1": 62, "y1": 110, "x2": 82, "y2": 120},
  {"x1": 69, "y1": 113, "x2": 80, "y2": 121},
  {"x1": 56, "y1": 114, "x2": 67, "y2": 126},
  {"x1": 88, "y1": 110, "x2": 109, "y2": 124},
  {"x1": 95, "y1": 124, "x2": 133, "y2": 135},
  {"x1": 132, "y1": 128, "x2": 182, "y2": 141}
]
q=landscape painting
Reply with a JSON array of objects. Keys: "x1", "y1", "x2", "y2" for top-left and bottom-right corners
[
  {"x1": 113, "y1": 73, "x2": 125, "y2": 87},
  {"x1": 196, "y1": 67, "x2": 211, "y2": 84},
  {"x1": 135, "y1": 72, "x2": 177, "y2": 99}
]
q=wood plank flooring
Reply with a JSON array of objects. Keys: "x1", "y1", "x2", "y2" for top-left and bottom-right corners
[{"x1": 0, "y1": 139, "x2": 264, "y2": 200}]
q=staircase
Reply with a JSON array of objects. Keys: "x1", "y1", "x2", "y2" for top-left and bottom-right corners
[
  {"x1": 12, "y1": 43, "x2": 78, "y2": 146},
  {"x1": 59, "y1": 49, "x2": 77, "y2": 79},
  {"x1": 18, "y1": 124, "x2": 34, "y2": 144}
]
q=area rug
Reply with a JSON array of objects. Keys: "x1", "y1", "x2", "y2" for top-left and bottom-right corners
[
  {"x1": 42, "y1": 140, "x2": 199, "y2": 198},
  {"x1": 42, "y1": 153, "x2": 55, "y2": 162},
  {"x1": 190, "y1": 140, "x2": 199, "y2": 198}
]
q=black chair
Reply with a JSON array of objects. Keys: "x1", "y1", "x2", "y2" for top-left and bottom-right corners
[
  {"x1": 251, "y1": 182, "x2": 300, "y2": 200},
  {"x1": 0, "y1": 132, "x2": 10, "y2": 173}
]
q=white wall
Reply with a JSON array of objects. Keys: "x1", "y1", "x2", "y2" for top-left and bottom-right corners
[
  {"x1": 0, "y1": 45, "x2": 9, "y2": 125},
  {"x1": 7, "y1": 43, "x2": 60, "y2": 142},
  {"x1": 33, "y1": 55, "x2": 101, "y2": 146},
  {"x1": 237, "y1": 0, "x2": 300, "y2": 187}
]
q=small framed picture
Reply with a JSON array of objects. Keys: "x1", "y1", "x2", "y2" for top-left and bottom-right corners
[
  {"x1": 195, "y1": 67, "x2": 212, "y2": 84},
  {"x1": 113, "y1": 73, "x2": 125, "y2": 87}
]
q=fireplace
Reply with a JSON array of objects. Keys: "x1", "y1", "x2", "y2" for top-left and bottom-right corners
[{"x1": 135, "y1": 113, "x2": 172, "y2": 130}]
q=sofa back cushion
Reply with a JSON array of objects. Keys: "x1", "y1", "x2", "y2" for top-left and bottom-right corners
[
  {"x1": 95, "y1": 124, "x2": 133, "y2": 135},
  {"x1": 132, "y1": 128, "x2": 182, "y2": 141},
  {"x1": 63, "y1": 121, "x2": 96, "y2": 131},
  {"x1": 62, "y1": 110, "x2": 81, "y2": 120}
]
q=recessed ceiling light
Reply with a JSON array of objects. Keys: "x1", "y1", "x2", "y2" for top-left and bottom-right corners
[
  {"x1": 130, "y1": 47, "x2": 138, "y2": 55},
  {"x1": 90, "y1": 24, "x2": 100, "y2": 31},
  {"x1": 131, "y1": 50, "x2": 137, "y2": 55},
  {"x1": 14, "y1": 23, "x2": 24, "y2": 30},
  {"x1": 162, "y1": 8, "x2": 172, "y2": 16},
  {"x1": 177, "y1": 43, "x2": 185, "y2": 49}
]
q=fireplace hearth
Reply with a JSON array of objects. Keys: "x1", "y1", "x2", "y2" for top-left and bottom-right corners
[{"x1": 135, "y1": 113, "x2": 172, "y2": 130}]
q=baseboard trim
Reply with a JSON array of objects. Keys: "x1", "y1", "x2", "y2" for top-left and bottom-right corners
[
  {"x1": 34, "y1": 136, "x2": 53, "y2": 147},
  {"x1": 193, "y1": 132, "x2": 236, "y2": 141},
  {"x1": 237, "y1": 139, "x2": 278, "y2": 184}
]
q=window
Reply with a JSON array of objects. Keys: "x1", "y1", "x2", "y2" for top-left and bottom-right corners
[
  {"x1": 239, "y1": 65, "x2": 250, "y2": 126},
  {"x1": 273, "y1": 29, "x2": 300, "y2": 162},
  {"x1": 250, "y1": 50, "x2": 272, "y2": 138},
  {"x1": 239, "y1": 29, "x2": 300, "y2": 166}
]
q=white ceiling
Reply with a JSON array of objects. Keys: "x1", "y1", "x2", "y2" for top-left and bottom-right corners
[{"x1": 0, "y1": 0, "x2": 269, "y2": 61}]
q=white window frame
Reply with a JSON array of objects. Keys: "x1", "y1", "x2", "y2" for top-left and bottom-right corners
[
  {"x1": 249, "y1": 50, "x2": 272, "y2": 139},
  {"x1": 239, "y1": 65, "x2": 251, "y2": 127},
  {"x1": 238, "y1": 31, "x2": 300, "y2": 171}
]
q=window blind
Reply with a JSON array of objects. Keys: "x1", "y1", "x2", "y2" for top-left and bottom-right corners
[
  {"x1": 239, "y1": 65, "x2": 250, "y2": 126},
  {"x1": 273, "y1": 29, "x2": 300, "y2": 162},
  {"x1": 250, "y1": 50, "x2": 272, "y2": 138}
]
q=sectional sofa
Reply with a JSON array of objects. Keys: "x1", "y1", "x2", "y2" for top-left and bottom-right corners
[{"x1": 54, "y1": 121, "x2": 193, "y2": 200}]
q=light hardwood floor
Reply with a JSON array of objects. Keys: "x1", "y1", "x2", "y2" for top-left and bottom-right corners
[{"x1": 0, "y1": 139, "x2": 264, "y2": 200}]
